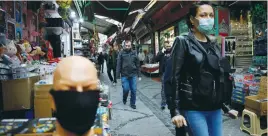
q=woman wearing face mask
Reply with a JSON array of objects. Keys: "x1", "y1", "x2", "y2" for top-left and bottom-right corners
[{"x1": 169, "y1": 2, "x2": 238, "y2": 136}]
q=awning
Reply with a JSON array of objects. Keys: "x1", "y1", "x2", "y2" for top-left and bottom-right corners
[
  {"x1": 80, "y1": 17, "x2": 118, "y2": 36},
  {"x1": 123, "y1": 1, "x2": 150, "y2": 29},
  {"x1": 91, "y1": 1, "x2": 130, "y2": 23}
]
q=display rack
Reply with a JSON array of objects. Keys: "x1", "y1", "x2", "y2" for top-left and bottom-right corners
[{"x1": 231, "y1": 22, "x2": 253, "y2": 68}]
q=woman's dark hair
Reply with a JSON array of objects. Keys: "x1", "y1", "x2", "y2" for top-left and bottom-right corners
[{"x1": 186, "y1": 1, "x2": 212, "y2": 29}]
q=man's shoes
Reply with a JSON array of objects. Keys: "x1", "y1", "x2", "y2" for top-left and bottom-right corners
[
  {"x1": 113, "y1": 82, "x2": 116, "y2": 86},
  {"x1": 161, "y1": 104, "x2": 166, "y2": 110},
  {"x1": 123, "y1": 100, "x2": 126, "y2": 105},
  {"x1": 130, "y1": 105, "x2": 136, "y2": 109}
]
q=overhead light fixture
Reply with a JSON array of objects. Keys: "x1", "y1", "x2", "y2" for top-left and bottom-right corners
[
  {"x1": 79, "y1": 18, "x2": 84, "y2": 23},
  {"x1": 70, "y1": 11, "x2": 76, "y2": 18}
]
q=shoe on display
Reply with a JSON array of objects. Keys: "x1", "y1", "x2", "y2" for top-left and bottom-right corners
[{"x1": 130, "y1": 105, "x2": 136, "y2": 109}]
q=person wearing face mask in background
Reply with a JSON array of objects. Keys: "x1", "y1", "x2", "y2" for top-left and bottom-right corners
[
  {"x1": 169, "y1": 2, "x2": 238, "y2": 136},
  {"x1": 116, "y1": 38, "x2": 141, "y2": 109},
  {"x1": 50, "y1": 56, "x2": 100, "y2": 136},
  {"x1": 153, "y1": 41, "x2": 172, "y2": 110}
]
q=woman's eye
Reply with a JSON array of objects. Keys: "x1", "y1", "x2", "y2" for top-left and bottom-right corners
[{"x1": 199, "y1": 14, "x2": 205, "y2": 17}]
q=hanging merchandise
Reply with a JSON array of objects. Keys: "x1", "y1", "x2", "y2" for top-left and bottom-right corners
[
  {"x1": 224, "y1": 37, "x2": 236, "y2": 68},
  {"x1": 58, "y1": 7, "x2": 69, "y2": 20},
  {"x1": 7, "y1": 22, "x2": 15, "y2": 40},
  {"x1": 6, "y1": 1, "x2": 15, "y2": 20},
  {"x1": 15, "y1": 1, "x2": 22, "y2": 23},
  {"x1": 38, "y1": 5, "x2": 46, "y2": 25},
  {"x1": 56, "y1": 0, "x2": 72, "y2": 9},
  {"x1": 0, "y1": 9, "x2": 6, "y2": 34}
]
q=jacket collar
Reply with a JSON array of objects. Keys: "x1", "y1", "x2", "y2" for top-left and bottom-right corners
[{"x1": 187, "y1": 31, "x2": 220, "y2": 58}]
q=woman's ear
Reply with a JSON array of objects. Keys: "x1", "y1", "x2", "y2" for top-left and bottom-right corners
[{"x1": 190, "y1": 16, "x2": 194, "y2": 25}]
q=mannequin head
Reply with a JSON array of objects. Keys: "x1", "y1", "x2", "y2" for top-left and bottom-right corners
[{"x1": 51, "y1": 56, "x2": 99, "y2": 136}]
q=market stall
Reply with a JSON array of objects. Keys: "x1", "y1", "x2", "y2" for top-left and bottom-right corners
[
  {"x1": 0, "y1": 1, "x2": 112, "y2": 135},
  {"x1": 141, "y1": 63, "x2": 159, "y2": 76},
  {"x1": 0, "y1": 110, "x2": 111, "y2": 136}
]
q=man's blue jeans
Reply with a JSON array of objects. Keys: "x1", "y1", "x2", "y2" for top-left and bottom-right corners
[
  {"x1": 121, "y1": 76, "x2": 137, "y2": 105},
  {"x1": 181, "y1": 109, "x2": 222, "y2": 136}
]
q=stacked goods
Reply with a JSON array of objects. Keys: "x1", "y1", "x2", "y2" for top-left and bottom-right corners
[
  {"x1": 245, "y1": 76, "x2": 267, "y2": 116},
  {"x1": 252, "y1": 56, "x2": 267, "y2": 66},
  {"x1": 232, "y1": 74, "x2": 254, "y2": 104},
  {"x1": 253, "y1": 33, "x2": 267, "y2": 56},
  {"x1": 94, "y1": 107, "x2": 111, "y2": 136},
  {"x1": 0, "y1": 119, "x2": 29, "y2": 135},
  {"x1": 258, "y1": 76, "x2": 267, "y2": 98},
  {"x1": 0, "y1": 60, "x2": 11, "y2": 80}
]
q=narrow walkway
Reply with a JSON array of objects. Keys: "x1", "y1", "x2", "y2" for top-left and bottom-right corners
[{"x1": 99, "y1": 66, "x2": 248, "y2": 136}]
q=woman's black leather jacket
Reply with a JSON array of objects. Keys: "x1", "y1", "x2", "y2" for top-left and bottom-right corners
[{"x1": 168, "y1": 32, "x2": 232, "y2": 117}]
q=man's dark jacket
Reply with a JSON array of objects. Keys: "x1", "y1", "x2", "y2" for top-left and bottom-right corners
[
  {"x1": 107, "y1": 50, "x2": 118, "y2": 69},
  {"x1": 116, "y1": 50, "x2": 141, "y2": 78},
  {"x1": 97, "y1": 53, "x2": 104, "y2": 64},
  {"x1": 153, "y1": 49, "x2": 172, "y2": 75}
]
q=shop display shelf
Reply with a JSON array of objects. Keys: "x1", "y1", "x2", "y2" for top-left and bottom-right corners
[{"x1": 232, "y1": 97, "x2": 245, "y2": 105}]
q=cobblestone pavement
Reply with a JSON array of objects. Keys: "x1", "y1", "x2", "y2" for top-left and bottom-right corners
[{"x1": 99, "y1": 69, "x2": 249, "y2": 136}]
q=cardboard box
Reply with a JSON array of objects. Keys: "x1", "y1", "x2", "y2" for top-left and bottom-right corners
[
  {"x1": 1, "y1": 76, "x2": 40, "y2": 111},
  {"x1": 34, "y1": 83, "x2": 53, "y2": 118},
  {"x1": 245, "y1": 95, "x2": 267, "y2": 116}
]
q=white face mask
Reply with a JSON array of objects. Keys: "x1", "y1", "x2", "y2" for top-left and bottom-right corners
[{"x1": 196, "y1": 18, "x2": 214, "y2": 34}]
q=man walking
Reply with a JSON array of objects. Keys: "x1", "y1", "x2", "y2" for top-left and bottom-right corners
[
  {"x1": 116, "y1": 39, "x2": 141, "y2": 109},
  {"x1": 97, "y1": 52, "x2": 104, "y2": 73},
  {"x1": 138, "y1": 49, "x2": 145, "y2": 66},
  {"x1": 107, "y1": 43, "x2": 118, "y2": 86},
  {"x1": 153, "y1": 41, "x2": 172, "y2": 110}
]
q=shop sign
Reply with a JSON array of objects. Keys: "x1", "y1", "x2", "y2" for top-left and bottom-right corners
[{"x1": 218, "y1": 8, "x2": 230, "y2": 36}]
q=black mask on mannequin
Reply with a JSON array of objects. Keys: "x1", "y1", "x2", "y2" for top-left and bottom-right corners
[{"x1": 50, "y1": 90, "x2": 100, "y2": 135}]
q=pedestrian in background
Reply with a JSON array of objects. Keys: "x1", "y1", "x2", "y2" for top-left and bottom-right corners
[
  {"x1": 107, "y1": 43, "x2": 119, "y2": 86},
  {"x1": 97, "y1": 52, "x2": 105, "y2": 73},
  {"x1": 138, "y1": 49, "x2": 145, "y2": 66},
  {"x1": 116, "y1": 39, "x2": 141, "y2": 109},
  {"x1": 153, "y1": 41, "x2": 172, "y2": 110}
]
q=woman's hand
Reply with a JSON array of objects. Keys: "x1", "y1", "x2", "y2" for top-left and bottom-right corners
[
  {"x1": 172, "y1": 115, "x2": 187, "y2": 128},
  {"x1": 228, "y1": 110, "x2": 238, "y2": 119}
]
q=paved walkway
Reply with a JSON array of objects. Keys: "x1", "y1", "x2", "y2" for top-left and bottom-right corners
[{"x1": 99, "y1": 69, "x2": 249, "y2": 136}]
